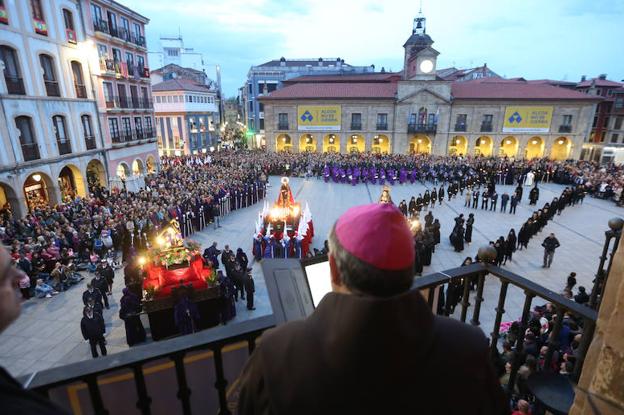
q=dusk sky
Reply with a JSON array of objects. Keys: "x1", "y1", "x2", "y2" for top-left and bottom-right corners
[{"x1": 128, "y1": 0, "x2": 624, "y2": 96}]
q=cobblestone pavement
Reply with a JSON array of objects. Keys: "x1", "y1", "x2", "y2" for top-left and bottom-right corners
[{"x1": 1, "y1": 175, "x2": 621, "y2": 378}]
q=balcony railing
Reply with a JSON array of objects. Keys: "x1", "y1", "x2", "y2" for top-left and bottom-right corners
[
  {"x1": 376, "y1": 123, "x2": 388, "y2": 130},
  {"x1": 350, "y1": 122, "x2": 362, "y2": 130},
  {"x1": 105, "y1": 97, "x2": 118, "y2": 109},
  {"x1": 131, "y1": 97, "x2": 140, "y2": 108},
  {"x1": 118, "y1": 95, "x2": 130, "y2": 109},
  {"x1": 454, "y1": 123, "x2": 467, "y2": 132},
  {"x1": 21, "y1": 143, "x2": 40, "y2": 161},
  {"x1": 130, "y1": 32, "x2": 146, "y2": 48},
  {"x1": 559, "y1": 125, "x2": 572, "y2": 133},
  {"x1": 136, "y1": 130, "x2": 144, "y2": 140},
  {"x1": 480, "y1": 122, "x2": 493, "y2": 132},
  {"x1": 145, "y1": 128, "x2": 154, "y2": 138},
  {"x1": 408, "y1": 123, "x2": 437, "y2": 134},
  {"x1": 111, "y1": 133, "x2": 122, "y2": 143},
  {"x1": 141, "y1": 98, "x2": 153, "y2": 109},
  {"x1": 19, "y1": 262, "x2": 597, "y2": 415},
  {"x1": 4, "y1": 76, "x2": 25, "y2": 95},
  {"x1": 57, "y1": 140, "x2": 72, "y2": 155},
  {"x1": 44, "y1": 80, "x2": 60, "y2": 97},
  {"x1": 278, "y1": 122, "x2": 289, "y2": 130},
  {"x1": 75, "y1": 84, "x2": 87, "y2": 99},
  {"x1": 93, "y1": 19, "x2": 109, "y2": 34},
  {"x1": 84, "y1": 135, "x2": 97, "y2": 150}
]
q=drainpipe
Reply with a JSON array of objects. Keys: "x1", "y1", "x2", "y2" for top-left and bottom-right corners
[{"x1": 76, "y1": 0, "x2": 111, "y2": 185}]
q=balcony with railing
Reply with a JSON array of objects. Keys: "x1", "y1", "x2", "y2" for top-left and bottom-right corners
[
  {"x1": 93, "y1": 19, "x2": 109, "y2": 34},
  {"x1": 558, "y1": 125, "x2": 572, "y2": 133},
  {"x1": 135, "y1": 130, "x2": 144, "y2": 140},
  {"x1": 75, "y1": 84, "x2": 87, "y2": 99},
  {"x1": 350, "y1": 122, "x2": 362, "y2": 130},
  {"x1": 21, "y1": 143, "x2": 40, "y2": 161},
  {"x1": 145, "y1": 127, "x2": 154, "y2": 138},
  {"x1": 4, "y1": 76, "x2": 25, "y2": 95},
  {"x1": 57, "y1": 140, "x2": 72, "y2": 155},
  {"x1": 44, "y1": 80, "x2": 60, "y2": 97},
  {"x1": 454, "y1": 123, "x2": 467, "y2": 132},
  {"x1": 84, "y1": 135, "x2": 97, "y2": 150},
  {"x1": 480, "y1": 122, "x2": 493, "y2": 132},
  {"x1": 18, "y1": 257, "x2": 600, "y2": 414},
  {"x1": 111, "y1": 133, "x2": 122, "y2": 144},
  {"x1": 408, "y1": 123, "x2": 437, "y2": 134},
  {"x1": 376, "y1": 123, "x2": 388, "y2": 130}
]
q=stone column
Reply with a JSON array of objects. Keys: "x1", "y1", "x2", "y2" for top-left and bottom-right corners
[{"x1": 570, "y1": 235, "x2": 624, "y2": 414}]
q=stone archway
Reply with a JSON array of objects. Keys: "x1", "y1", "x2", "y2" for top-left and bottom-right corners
[
  {"x1": 116, "y1": 162, "x2": 130, "y2": 179},
  {"x1": 299, "y1": 133, "x2": 317, "y2": 152},
  {"x1": 526, "y1": 137, "x2": 545, "y2": 159},
  {"x1": 0, "y1": 182, "x2": 21, "y2": 218},
  {"x1": 500, "y1": 136, "x2": 518, "y2": 158},
  {"x1": 323, "y1": 134, "x2": 340, "y2": 153},
  {"x1": 276, "y1": 134, "x2": 293, "y2": 152},
  {"x1": 86, "y1": 159, "x2": 106, "y2": 192},
  {"x1": 132, "y1": 159, "x2": 145, "y2": 176},
  {"x1": 23, "y1": 172, "x2": 56, "y2": 211},
  {"x1": 551, "y1": 137, "x2": 571, "y2": 161},
  {"x1": 449, "y1": 136, "x2": 467, "y2": 156},
  {"x1": 58, "y1": 164, "x2": 86, "y2": 201},
  {"x1": 409, "y1": 135, "x2": 431, "y2": 154},
  {"x1": 347, "y1": 134, "x2": 365, "y2": 153},
  {"x1": 372, "y1": 134, "x2": 390, "y2": 154},
  {"x1": 475, "y1": 136, "x2": 493, "y2": 156},
  {"x1": 146, "y1": 155, "x2": 156, "y2": 174}
]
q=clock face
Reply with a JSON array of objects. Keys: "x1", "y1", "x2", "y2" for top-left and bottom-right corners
[{"x1": 419, "y1": 59, "x2": 434, "y2": 74}]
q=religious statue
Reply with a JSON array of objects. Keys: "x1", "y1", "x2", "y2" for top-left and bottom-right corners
[{"x1": 378, "y1": 186, "x2": 394, "y2": 204}]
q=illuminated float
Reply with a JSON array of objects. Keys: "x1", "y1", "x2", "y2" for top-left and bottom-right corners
[{"x1": 254, "y1": 177, "x2": 314, "y2": 258}]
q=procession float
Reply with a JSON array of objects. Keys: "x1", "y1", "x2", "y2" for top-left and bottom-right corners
[
  {"x1": 138, "y1": 219, "x2": 221, "y2": 339},
  {"x1": 253, "y1": 177, "x2": 314, "y2": 258}
]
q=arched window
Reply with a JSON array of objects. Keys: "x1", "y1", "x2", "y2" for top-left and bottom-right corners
[
  {"x1": 0, "y1": 46, "x2": 25, "y2": 94},
  {"x1": 81, "y1": 115, "x2": 96, "y2": 150},
  {"x1": 71, "y1": 61, "x2": 86, "y2": 98},
  {"x1": 52, "y1": 115, "x2": 72, "y2": 155},
  {"x1": 39, "y1": 54, "x2": 59, "y2": 96},
  {"x1": 15, "y1": 116, "x2": 40, "y2": 161}
]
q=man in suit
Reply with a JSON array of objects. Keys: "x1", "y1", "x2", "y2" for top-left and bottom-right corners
[{"x1": 238, "y1": 204, "x2": 506, "y2": 414}]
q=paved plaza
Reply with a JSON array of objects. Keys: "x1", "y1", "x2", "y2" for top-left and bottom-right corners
[{"x1": 1, "y1": 175, "x2": 622, "y2": 378}]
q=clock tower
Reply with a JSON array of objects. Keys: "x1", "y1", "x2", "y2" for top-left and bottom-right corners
[{"x1": 403, "y1": 10, "x2": 439, "y2": 81}]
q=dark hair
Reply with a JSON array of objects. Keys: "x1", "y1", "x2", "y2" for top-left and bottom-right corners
[{"x1": 328, "y1": 224, "x2": 414, "y2": 297}]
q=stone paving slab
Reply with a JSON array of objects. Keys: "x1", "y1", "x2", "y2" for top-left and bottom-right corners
[{"x1": 0, "y1": 175, "x2": 622, "y2": 378}]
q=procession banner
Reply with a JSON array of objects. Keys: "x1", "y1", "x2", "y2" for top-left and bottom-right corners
[
  {"x1": 297, "y1": 105, "x2": 341, "y2": 131},
  {"x1": 503, "y1": 106, "x2": 553, "y2": 133}
]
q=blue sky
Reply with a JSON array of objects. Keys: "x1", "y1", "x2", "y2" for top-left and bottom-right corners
[{"x1": 127, "y1": 0, "x2": 624, "y2": 97}]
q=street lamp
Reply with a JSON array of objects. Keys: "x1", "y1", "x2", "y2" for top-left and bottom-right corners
[{"x1": 589, "y1": 217, "x2": 624, "y2": 309}]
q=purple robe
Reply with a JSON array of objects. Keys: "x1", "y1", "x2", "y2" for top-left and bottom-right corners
[{"x1": 399, "y1": 168, "x2": 407, "y2": 184}]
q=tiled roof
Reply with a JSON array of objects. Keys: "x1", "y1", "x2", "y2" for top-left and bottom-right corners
[
  {"x1": 452, "y1": 78, "x2": 601, "y2": 101},
  {"x1": 257, "y1": 58, "x2": 353, "y2": 68},
  {"x1": 261, "y1": 82, "x2": 397, "y2": 100},
  {"x1": 577, "y1": 78, "x2": 623, "y2": 88},
  {"x1": 151, "y1": 79, "x2": 212, "y2": 93}
]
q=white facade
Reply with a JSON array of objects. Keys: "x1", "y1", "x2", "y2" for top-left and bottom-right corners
[
  {"x1": 148, "y1": 36, "x2": 206, "y2": 75},
  {"x1": 0, "y1": 0, "x2": 107, "y2": 217}
]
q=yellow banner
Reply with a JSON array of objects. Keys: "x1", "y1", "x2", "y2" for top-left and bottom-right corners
[
  {"x1": 297, "y1": 105, "x2": 341, "y2": 131},
  {"x1": 503, "y1": 106, "x2": 553, "y2": 133}
]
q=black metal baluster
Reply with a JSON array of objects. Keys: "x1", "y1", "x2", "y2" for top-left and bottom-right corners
[
  {"x1": 427, "y1": 287, "x2": 435, "y2": 310},
  {"x1": 213, "y1": 346, "x2": 231, "y2": 415},
  {"x1": 172, "y1": 353, "x2": 192, "y2": 415},
  {"x1": 507, "y1": 292, "x2": 534, "y2": 394},
  {"x1": 544, "y1": 309, "x2": 565, "y2": 372},
  {"x1": 85, "y1": 375, "x2": 109, "y2": 415},
  {"x1": 459, "y1": 275, "x2": 472, "y2": 322},
  {"x1": 573, "y1": 319, "x2": 596, "y2": 381},
  {"x1": 470, "y1": 272, "x2": 486, "y2": 326},
  {"x1": 133, "y1": 364, "x2": 152, "y2": 415},
  {"x1": 489, "y1": 281, "x2": 509, "y2": 357}
]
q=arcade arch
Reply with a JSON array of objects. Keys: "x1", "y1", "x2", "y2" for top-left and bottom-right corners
[
  {"x1": 500, "y1": 136, "x2": 518, "y2": 158},
  {"x1": 23, "y1": 172, "x2": 56, "y2": 211},
  {"x1": 86, "y1": 159, "x2": 106, "y2": 191},
  {"x1": 58, "y1": 164, "x2": 86, "y2": 200},
  {"x1": 550, "y1": 137, "x2": 571, "y2": 161},
  {"x1": 525, "y1": 137, "x2": 545, "y2": 159},
  {"x1": 474, "y1": 136, "x2": 493, "y2": 156},
  {"x1": 449, "y1": 136, "x2": 467, "y2": 156},
  {"x1": 371, "y1": 134, "x2": 390, "y2": 154},
  {"x1": 132, "y1": 158, "x2": 145, "y2": 176},
  {"x1": 299, "y1": 134, "x2": 317, "y2": 152},
  {"x1": 276, "y1": 134, "x2": 293, "y2": 152},
  {"x1": 323, "y1": 134, "x2": 340, "y2": 153},
  {"x1": 116, "y1": 162, "x2": 130, "y2": 179},
  {"x1": 409, "y1": 135, "x2": 431, "y2": 154}
]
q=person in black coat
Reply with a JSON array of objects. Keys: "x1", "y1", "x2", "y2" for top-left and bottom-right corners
[
  {"x1": 173, "y1": 291, "x2": 200, "y2": 335},
  {"x1": 92, "y1": 274, "x2": 109, "y2": 309},
  {"x1": 566, "y1": 272, "x2": 577, "y2": 290},
  {"x1": 119, "y1": 287, "x2": 146, "y2": 346},
  {"x1": 464, "y1": 213, "x2": 474, "y2": 244},
  {"x1": 529, "y1": 185, "x2": 540, "y2": 205},
  {"x1": 504, "y1": 229, "x2": 517, "y2": 264},
  {"x1": 574, "y1": 286, "x2": 589, "y2": 305},
  {"x1": 236, "y1": 248, "x2": 249, "y2": 271},
  {"x1": 245, "y1": 273, "x2": 256, "y2": 310},
  {"x1": 238, "y1": 205, "x2": 506, "y2": 414},
  {"x1": 81, "y1": 306, "x2": 107, "y2": 358},
  {"x1": 82, "y1": 282, "x2": 104, "y2": 307}
]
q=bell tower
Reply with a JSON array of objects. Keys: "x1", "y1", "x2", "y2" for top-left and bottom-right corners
[{"x1": 403, "y1": 8, "x2": 439, "y2": 80}]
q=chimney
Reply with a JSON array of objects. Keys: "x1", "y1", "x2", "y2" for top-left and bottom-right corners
[
  {"x1": 598, "y1": 74, "x2": 607, "y2": 80},
  {"x1": 581, "y1": 75, "x2": 586, "y2": 82},
  {"x1": 318, "y1": 57, "x2": 323, "y2": 66}
]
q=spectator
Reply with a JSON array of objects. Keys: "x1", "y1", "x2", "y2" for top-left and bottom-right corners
[
  {"x1": 541, "y1": 233, "x2": 560, "y2": 268},
  {"x1": 512, "y1": 399, "x2": 531, "y2": 415},
  {"x1": 0, "y1": 246, "x2": 69, "y2": 414},
  {"x1": 238, "y1": 203, "x2": 506, "y2": 413},
  {"x1": 574, "y1": 286, "x2": 589, "y2": 305},
  {"x1": 35, "y1": 279, "x2": 58, "y2": 298}
]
